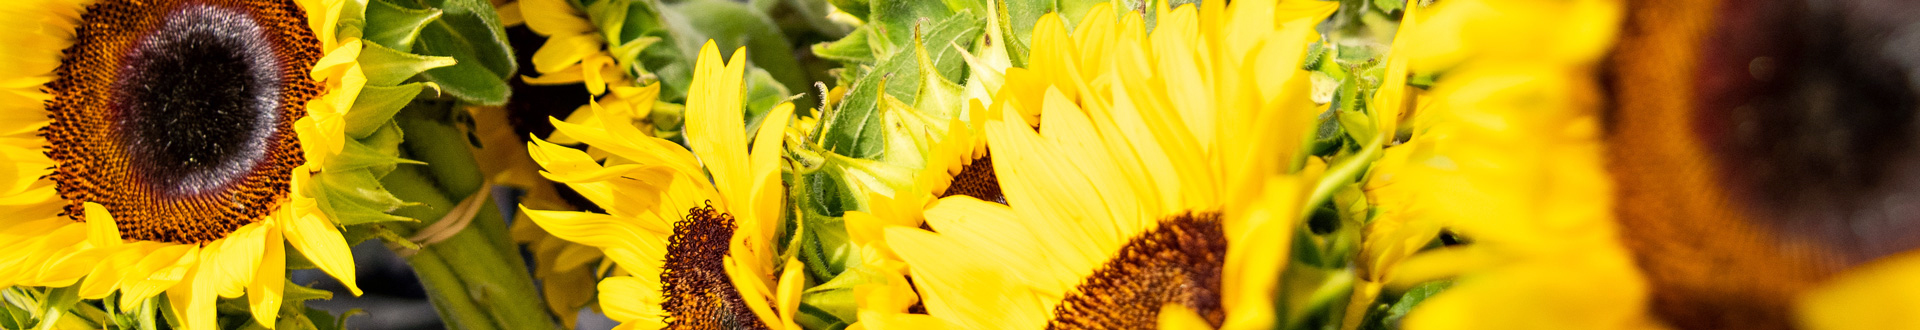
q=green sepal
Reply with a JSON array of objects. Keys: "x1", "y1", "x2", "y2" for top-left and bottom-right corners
[
  {"x1": 1278, "y1": 261, "x2": 1355, "y2": 330},
  {"x1": 796, "y1": 304, "x2": 850, "y2": 330},
  {"x1": 213, "y1": 281, "x2": 345, "y2": 330},
  {"x1": 339, "y1": 222, "x2": 419, "y2": 249},
  {"x1": 24, "y1": 286, "x2": 79, "y2": 330},
  {"x1": 812, "y1": 26, "x2": 876, "y2": 65},
  {"x1": 1304, "y1": 42, "x2": 1331, "y2": 71},
  {"x1": 909, "y1": 38, "x2": 968, "y2": 119},
  {"x1": 829, "y1": 0, "x2": 870, "y2": 20},
  {"x1": 795, "y1": 267, "x2": 896, "y2": 330},
  {"x1": 996, "y1": 0, "x2": 1052, "y2": 67},
  {"x1": 345, "y1": 83, "x2": 435, "y2": 139},
  {"x1": 1358, "y1": 280, "x2": 1451, "y2": 330},
  {"x1": 316, "y1": 169, "x2": 413, "y2": 226},
  {"x1": 408, "y1": 0, "x2": 518, "y2": 105},
  {"x1": 357, "y1": 42, "x2": 456, "y2": 86},
  {"x1": 364, "y1": 0, "x2": 442, "y2": 50},
  {"x1": 327, "y1": 136, "x2": 408, "y2": 175},
  {"x1": 796, "y1": 211, "x2": 853, "y2": 282},
  {"x1": 1312, "y1": 109, "x2": 1344, "y2": 157},
  {"x1": 332, "y1": 0, "x2": 369, "y2": 42},
  {"x1": 819, "y1": 11, "x2": 980, "y2": 158}
]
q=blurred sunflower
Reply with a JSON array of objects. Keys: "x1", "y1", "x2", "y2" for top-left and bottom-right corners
[
  {"x1": 1378, "y1": 0, "x2": 1665, "y2": 329},
  {"x1": 521, "y1": 41, "x2": 805, "y2": 329},
  {"x1": 0, "y1": 0, "x2": 434, "y2": 328},
  {"x1": 866, "y1": 1, "x2": 1332, "y2": 328},
  {"x1": 469, "y1": 103, "x2": 607, "y2": 327}
]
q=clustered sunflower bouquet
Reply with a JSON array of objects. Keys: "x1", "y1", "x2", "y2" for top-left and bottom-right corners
[{"x1": 5, "y1": 0, "x2": 1920, "y2": 329}]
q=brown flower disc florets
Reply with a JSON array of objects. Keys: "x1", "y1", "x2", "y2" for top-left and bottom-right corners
[
  {"x1": 1048, "y1": 212, "x2": 1229, "y2": 329},
  {"x1": 660, "y1": 201, "x2": 771, "y2": 330},
  {"x1": 42, "y1": 0, "x2": 320, "y2": 244}
]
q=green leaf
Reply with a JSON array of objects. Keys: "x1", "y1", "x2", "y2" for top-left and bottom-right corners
[
  {"x1": 364, "y1": 0, "x2": 442, "y2": 50},
  {"x1": 346, "y1": 83, "x2": 432, "y2": 138},
  {"x1": 866, "y1": 0, "x2": 958, "y2": 60},
  {"x1": 411, "y1": 0, "x2": 517, "y2": 105},
  {"x1": 670, "y1": 0, "x2": 810, "y2": 97},
  {"x1": 357, "y1": 42, "x2": 456, "y2": 86},
  {"x1": 742, "y1": 68, "x2": 793, "y2": 137}
]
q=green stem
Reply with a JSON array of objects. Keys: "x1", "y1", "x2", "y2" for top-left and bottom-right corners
[
  {"x1": 398, "y1": 245, "x2": 499, "y2": 330},
  {"x1": 379, "y1": 102, "x2": 559, "y2": 330},
  {"x1": 394, "y1": 103, "x2": 523, "y2": 264}
]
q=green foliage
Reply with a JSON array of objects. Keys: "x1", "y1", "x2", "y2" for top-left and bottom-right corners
[{"x1": 399, "y1": 0, "x2": 519, "y2": 105}]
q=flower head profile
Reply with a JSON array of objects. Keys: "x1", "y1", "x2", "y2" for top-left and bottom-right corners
[
  {"x1": 0, "y1": 0, "x2": 437, "y2": 328},
  {"x1": 860, "y1": 1, "x2": 1334, "y2": 329},
  {"x1": 523, "y1": 41, "x2": 805, "y2": 329}
]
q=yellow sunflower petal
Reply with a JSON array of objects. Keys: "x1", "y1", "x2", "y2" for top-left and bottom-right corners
[
  {"x1": 684, "y1": 42, "x2": 752, "y2": 208},
  {"x1": 521, "y1": 206, "x2": 670, "y2": 272},
  {"x1": 282, "y1": 211, "x2": 360, "y2": 296},
  {"x1": 78, "y1": 244, "x2": 148, "y2": 299},
  {"x1": 532, "y1": 33, "x2": 603, "y2": 75},
  {"x1": 777, "y1": 255, "x2": 806, "y2": 329},
  {"x1": 747, "y1": 102, "x2": 794, "y2": 244},
  {"x1": 724, "y1": 254, "x2": 785, "y2": 329},
  {"x1": 210, "y1": 223, "x2": 269, "y2": 298},
  {"x1": 166, "y1": 254, "x2": 218, "y2": 330},
  {"x1": 521, "y1": 0, "x2": 594, "y2": 36},
  {"x1": 1159, "y1": 304, "x2": 1215, "y2": 330},
  {"x1": 83, "y1": 202, "x2": 121, "y2": 248},
  {"x1": 117, "y1": 244, "x2": 198, "y2": 311},
  {"x1": 885, "y1": 226, "x2": 1050, "y2": 330},
  {"x1": 1798, "y1": 251, "x2": 1920, "y2": 330},
  {"x1": 250, "y1": 227, "x2": 288, "y2": 328},
  {"x1": 597, "y1": 276, "x2": 666, "y2": 324}
]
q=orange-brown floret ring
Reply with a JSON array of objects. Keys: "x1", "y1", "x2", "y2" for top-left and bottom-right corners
[{"x1": 43, "y1": 0, "x2": 320, "y2": 245}]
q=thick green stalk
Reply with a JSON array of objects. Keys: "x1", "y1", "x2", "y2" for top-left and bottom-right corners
[
  {"x1": 398, "y1": 243, "x2": 499, "y2": 330},
  {"x1": 381, "y1": 102, "x2": 559, "y2": 330}
]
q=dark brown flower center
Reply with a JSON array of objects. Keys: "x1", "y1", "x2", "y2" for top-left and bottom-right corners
[
  {"x1": 941, "y1": 151, "x2": 1005, "y2": 204},
  {"x1": 1048, "y1": 212, "x2": 1228, "y2": 329},
  {"x1": 43, "y1": 0, "x2": 318, "y2": 244},
  {"x1": 661, "y1": 202, "x2": 771, "y2": 330}
]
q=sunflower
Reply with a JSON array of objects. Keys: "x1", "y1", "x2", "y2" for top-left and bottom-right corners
[
  {"x1": 865, "y1": 1, "x2": 1333, "y2": 328},
  {"x1": 516, "y1": 0, "x2": 665, "y2": 140},
  {"x1": 1376, "y1": 0, "x2": 1664, "y2": 329},
  {"x1": 0, "y1": 0, "x2": 434, "y2": 328},
  {"x1": 521, "y1": 41, "x2": 805, "y2": 329}
]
